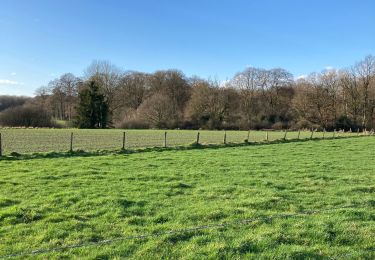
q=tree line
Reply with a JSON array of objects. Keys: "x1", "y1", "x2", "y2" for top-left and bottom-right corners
[{"x1": 1, "y1": 55, "x2": 374, "y2": 130}]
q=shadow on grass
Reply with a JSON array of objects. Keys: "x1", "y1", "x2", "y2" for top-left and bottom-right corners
[{"x1": 0, "y1": 135, "x2": 370, "y2": 161}]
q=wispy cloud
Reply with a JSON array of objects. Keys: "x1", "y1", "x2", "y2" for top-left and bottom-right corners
[
  {"x1": 324, "y1": 66, "x2": 334, "y2": 71},
  {"x1": 10, "y1": 72, "x2": 16, "y2": 76},
  {"x1": 0, "y1": 79, "x2": 23, "y2": 85},
  {"x1": 296, "y1": 75, "x2": 307, "y2": 80}
]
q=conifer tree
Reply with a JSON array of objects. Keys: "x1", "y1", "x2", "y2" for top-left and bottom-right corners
[{"x1": 76, "y1": 80, "x2": 109, "y2": 128}]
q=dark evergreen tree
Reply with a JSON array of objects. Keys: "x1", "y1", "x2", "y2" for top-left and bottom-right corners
[{"x1": 75, "y1": 80, "x2": 109, "y2": 128}]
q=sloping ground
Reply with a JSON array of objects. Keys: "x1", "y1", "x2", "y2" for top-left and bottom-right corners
[{"x1": 0, "y1": 137, "x2": 374, "y2": 259}]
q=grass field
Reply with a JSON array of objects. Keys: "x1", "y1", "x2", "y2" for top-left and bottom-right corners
[
  {"x1": 0, "y1": 137, "x2": 374, "y2": 258},
  {"x1": 0, "y1": 128, "x2": 359, "y2": 155}
]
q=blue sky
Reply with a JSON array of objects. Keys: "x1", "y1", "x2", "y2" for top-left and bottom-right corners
[{"x1": 0, "y1": 0, "x2": 374, "y2": 96}]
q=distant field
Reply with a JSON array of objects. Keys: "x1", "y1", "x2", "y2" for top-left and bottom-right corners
[
  {"x1": 0, "y1": 128, "x2": 358, "y2": 155},
  {"x1": 0, "y1": 137, "x2": 374, "y2": 258}
]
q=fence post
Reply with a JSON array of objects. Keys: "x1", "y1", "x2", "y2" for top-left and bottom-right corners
[
  {"x1": 122, "y1": 132, "x2": 126, "y2": 150},
  {"x1": 0, "y1": 133, "x2": 2, "y2": 157},
  {"x1": 333, "y1": 129, "x2": 336, "y2": 138},
  {"x1": 247, "y1": 130, "x2": 250, "y2": 141},
  {"x1": 164, "y1": 131, "x2": 167, "y2": 148},
  {"x1": 323, "y1": 128, "x2": 326, "y2": 139},
  {"x1": 357, "y1": 128, "x2": 360, "y2": 136},
  {"x1": 283, "y1": 130, "x2": 287, "y2": 141},
  {"x1": 297, "y1": 130, "x2": 301, "y2": 139},
  {"x1": 224, "y1": 131, "x2": 227, "y2": 144},
  {"x1": 70, "y1": 132, "x2": 73, "y2": 152},
  {"x1": 266, "y1": 131, "x2": 269, "y2": 141},
  {"x1": 196, "y1": 132, "x2": 200, "y2": 144},
  {"x1": 310, "y1": 129, "x2": 314, "y2": 139}
]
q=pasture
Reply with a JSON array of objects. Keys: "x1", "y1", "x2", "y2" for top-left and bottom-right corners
[
  {"x1": 0, "y1": 137, "x2": 374, "y2": 258},
  {"x1": 0, "y1": 128, "x2": 359, "y2": 155}
]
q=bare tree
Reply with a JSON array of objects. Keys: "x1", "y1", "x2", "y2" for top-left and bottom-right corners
[
  {"x1": 60, "y1": 73, "x2": 80, "y2": 121},
  {"x1": 320, "y1": 69, "x2": 341, "y2": 123},
  {"x1": 354, "y1": 55, "x2": 375, "y2": 127},
  {"x1": 85, "y1": 60, "x2": 122, "y2": 117},
  {"x1": 113, "y1": 71, "x2": 149, "y2": 120},
  {"x1": 148, "y1": 70, "x2": 191, "y2": 123},
  {"x1": 264, "y1": 68, "x2": 294, "y2": 118},
  {"x1": 340, "y1": 69, "x2": 361, "y2": 126},
  {"x1": 230, "y1": 67, "x2": 263, "y2": 128},
  {"x1": 46, "y1": 73, "x2": 80, "y2": 121},
  {"x1": 231, "y1": 67, "x2": 293, "y2": 128},
  {"x1": 137, "y1": 93, "x2": 176, "y2": 128},
  {"x1": 185, "y1": 79, "x2": 239, "y2": 129},
  {"x1": 24, "y1": 54, "x2": 375, "y2": 130}
]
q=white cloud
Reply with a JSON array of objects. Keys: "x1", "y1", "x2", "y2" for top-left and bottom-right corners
[
  {"x1": 220, "y1": 79, "x2": 230, "y2": 87},
  {"x1": 296, "y1": 75, "x2": 307, "y2": 80},
  {"x1": 10, "y1": 72, "x2": 16, "y2": 76},
  {"x1": 324, "y1": 66, "x2": 334, "y2": 71},
  {"x1": 0, "y1": 79, "x2": 23, "y2": 85}
]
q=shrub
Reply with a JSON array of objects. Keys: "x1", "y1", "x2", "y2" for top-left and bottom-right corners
[
  {"x1": 292, "y1": 119, "x2": 316, "y2": 131},
  {"x1": 117, "y1": 118, "x2": 150, "y2": 129},
  {"x1": 0, "y1": 96, "x2": 30, "y2": 112},
  {"x1": 0, "y1": 105, "x2": 56, "y2": 127},
  {"x1": 137, "y1": 94, "x2": 177, "y2": 128},
  {"x1": 253, "y1": 120, "x2": 273, "y2": 130},
  {"x1": 334, "y1": 115, "x2": 360, "y2": 131},
  {"x1": 271, "y1": 121, "x2": 286, "y2": 130}
]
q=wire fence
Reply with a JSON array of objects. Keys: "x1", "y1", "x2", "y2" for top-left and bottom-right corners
[
  {"x1": 0, "y1": 203, "x2": 373, "y2": 259},
  {"x1": 0, "y1": 128, "x2": 373, "y2": 156}
]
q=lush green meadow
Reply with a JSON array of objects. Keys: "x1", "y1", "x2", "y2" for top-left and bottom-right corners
[
  {"x1": 0, "y1": 137, "x2": 374, "y2": 258},
  {"x1": 0, "y1": 128, "x2": 358, "y2": 155}
]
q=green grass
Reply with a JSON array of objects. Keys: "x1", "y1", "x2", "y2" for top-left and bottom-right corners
[
  {"x1": 0, "y1": 128, "x2": 358, "y2": 155},
  {"x1": 0, "y1": 137, "x2": 374, "y2": 259}
]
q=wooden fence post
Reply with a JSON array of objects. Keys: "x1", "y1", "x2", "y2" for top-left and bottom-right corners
[
  {"x1": 247, "y1": 130, "x2": 250, "y2": 141},
  {"x1": 323, "y1": 128, "x2": 326, "y2": 139},
  {"x1": 196, "y1": 132, "x2": 200, "y2": 144},
  {"x1": 297, "y1": 130, "x2": 301, "y2": 139},
  {"x1": 122, "y1": 132, "x2": 126, "y2": 150},
  {"x1": 70, "y1": 132, "x2": 73, "y2": 152},
  {"x1": 310, "y1": 129, "x2": 314, "y2": 139},
  {"x1": 357, "y1": 128, "x2": 360, "y2": 136},
  {"x1": 333, "y1": 129, "x2": 336, "y2": 138},
  {"x1": 266, "y1": 131, "x2": 269, "y2": 141},
  {"x1": 224, "y1": 131, "x2": 227, "y2": 144},
  {"x1": 283, "y1": 130, "x2": 288, "y2": 141},
  {"x1": 164, "y1": 131, "x2": 167, "y2": 148},
  {"x1": 0, "y1": 133, "x2": 2, "y2": 157}
]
